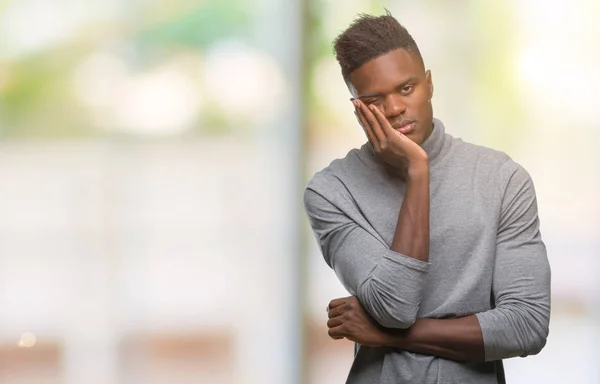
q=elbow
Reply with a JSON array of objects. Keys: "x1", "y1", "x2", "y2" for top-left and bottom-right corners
[
  {"x1": 374, "y1": 306, "x2": 417, "y2": 329},
  {"x1": 520, "y1": 304, "x2": 550, "y2": 357},
  {"x1": 529, "y1": 335, "x2": 547, "y2": 356},
  {"x1": 386, "y1": 314, "x2": 417, "y2": 330},
  {"x1": 521, "y1": 322, "x2": 549, "y2": 357},
  {"x1": 479, "y1": 303, "x2": 550, "y2": 361},
  {"x1": 357, "y1": 278, "x2": 420, "y2": 329},
  {"x1": 513, "y1": 308, "x2": 550, "y2": 358}
]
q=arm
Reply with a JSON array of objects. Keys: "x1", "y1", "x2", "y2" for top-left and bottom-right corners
[
  {"x1": 327, "y1": 162, "x2": 550, "y2": 361},
  {"x1": 391, "y1": 166, "x2": 550, "y2": 361},
  {"x1": 392, "y1": 162, "x2": 429, "y2": 262},
  {"x1": 396, "y1": 164, "x2": 550, "y2": 359},
  {"x1": 357, "y1": 100, "x2": 430, "y2": 264},
  {"x1": 305, "y1": 186, "x2": 427, "y2": 329},
  {"x1": 304, "y1": 102, "x2": 430, "y2": 329},
  {"x1": 326, "y1": 297, "x2": 484, "y2": 361},
  {"x1": 474, "y1": 162, "x2": 551, "y2": 360},
  {"x1": 389, "y1": 316, "x2": 484, "y2": 361}
]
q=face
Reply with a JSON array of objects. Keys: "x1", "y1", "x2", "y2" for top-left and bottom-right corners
[{"x1": 348, "y1": 49, "x2": 434, "y2": 145}]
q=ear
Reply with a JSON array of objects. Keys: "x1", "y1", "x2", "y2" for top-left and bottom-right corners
[{"x1": 425, "y1": 70, "x2": 434, "y2": 100}]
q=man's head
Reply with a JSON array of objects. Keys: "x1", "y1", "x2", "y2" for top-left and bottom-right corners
[{"x1": 334, "y1": 12, "x2": 434, "y2": 145}]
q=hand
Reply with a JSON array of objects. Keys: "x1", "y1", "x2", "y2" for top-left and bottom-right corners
[
  {"x1": 326, "y1": 296, "x2": 388, "y2": 347},
  {"x1": 353, "y1": 99, "x2": 428, "y2": 170}
]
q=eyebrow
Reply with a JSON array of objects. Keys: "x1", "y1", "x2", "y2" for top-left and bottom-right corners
[{"x1": 355, "y1": 77, "x2": 418, "y2": 100}]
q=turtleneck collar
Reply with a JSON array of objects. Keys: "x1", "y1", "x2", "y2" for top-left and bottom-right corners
[{"x1": 421, "y1": 118, "x2": 447, "y2": 166}]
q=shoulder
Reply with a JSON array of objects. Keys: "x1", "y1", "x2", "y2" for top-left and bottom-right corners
[
  {"x1": 451, "y1": 136, "x2": 511, "y2": 168},
  {"x1": 445, "y1": 135, "x2": 536, "y2": 197},
  {"x1": 303, "y1": 144, "x2": 378, "y2": 219},
  {"x1": 450, "y1": 136, "x2": 532, "y2": 179},
  {"x1": 305, "y1": 144, "x2": 374, "y2": 195},
  {"x1": 461, "y1": 140, "x2": 535, "y2": 193}
]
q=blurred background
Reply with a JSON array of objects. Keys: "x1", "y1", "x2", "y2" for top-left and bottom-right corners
[{"x1": 0, "y1": 0, "x2": 598, "y2": 383}]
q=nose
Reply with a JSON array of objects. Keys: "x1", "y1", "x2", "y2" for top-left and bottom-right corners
[{"x1": 384, "y1": 93, "x2": 406, "y2": 118}]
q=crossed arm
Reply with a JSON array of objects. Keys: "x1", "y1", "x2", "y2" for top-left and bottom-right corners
[
  {"x1": 305, "y1": 162, "x2": 551, "y2": 362},
  {"x1": 304, "y1": 155, "x2": 430, "y2": 329},
  {"x1": 326, "y1": 296, "x2": 485, "y2": 361}
]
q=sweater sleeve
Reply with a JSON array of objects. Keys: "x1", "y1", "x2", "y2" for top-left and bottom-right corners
[
  {"x1": 475, "y1": 162, "x2": 551, "y2": 361},
  {"x1": 303, "y1": 186, "x2": 429, "y2": 329}
]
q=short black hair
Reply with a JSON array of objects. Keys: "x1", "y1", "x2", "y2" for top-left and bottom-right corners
[{"x1": 333, "y1": 11, "x2": 423, "y2": 83}]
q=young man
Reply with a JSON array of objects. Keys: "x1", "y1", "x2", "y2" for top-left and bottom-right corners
[{"x1": 303, "y1": 13, "x2": 551, "y2": 384}]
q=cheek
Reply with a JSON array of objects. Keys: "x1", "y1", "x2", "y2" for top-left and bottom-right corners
[
  {"x1": 406, "y1": 91, "x2": 429, "y2": 111},
  {"x1": 407, "y1": 99, "x2": 430, "y2": 117}
]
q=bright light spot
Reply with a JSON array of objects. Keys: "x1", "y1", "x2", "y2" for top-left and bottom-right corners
[
  {"x1": 0, "y1": 0, "x2": 124, "y2": 59},
  {"x1": 204, "y1": 41, "x2": 286, "y2": 125},
  {"x1": 112, "y1": 68, "x2": 201, "y2": 135},
  {"x1": 73, "y1": 53, "x2": 128, "y2": 109},
  {"x1": 73, "y1": 53, "x2": 202, "y2": 135},
  {"x1": 1, "y1": 0, "x2": 81, "y2": 58},
  {"x1": 516, "y1": 49, "x2": 600, "y2": 124},
  {"x1": 18, "y1": 332, "x2": 36, "y2": 348},
  {"x1": 516, "y1": 50, "x2": 551, "y2": 88}
]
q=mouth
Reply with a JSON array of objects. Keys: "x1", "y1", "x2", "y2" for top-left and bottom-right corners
[{"x1": 391, "y1": 120, "x2": 416, "y2": 134}]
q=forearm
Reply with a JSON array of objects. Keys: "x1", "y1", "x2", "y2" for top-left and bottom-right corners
[
  {"x1": 391, "y1": 160, "x2": 430, "y2": 262},
  {"x1": 304, "y1": 186, "x2": 429, "y2": 330},
  {"x1": 355, "y1": 160, "x2": 430, "y2": 328},
  {"x1": 386, "y1": 316, "x2": 485, "y2": 361}
]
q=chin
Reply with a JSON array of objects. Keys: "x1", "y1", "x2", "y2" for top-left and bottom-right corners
[{"x1": 406, "y1": 131, "x2": 424, "y2": 145}]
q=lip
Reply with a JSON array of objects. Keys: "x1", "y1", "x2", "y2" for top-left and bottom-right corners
[{"x1": 392, "y1": 120, "x2": 416, "y2": 134}]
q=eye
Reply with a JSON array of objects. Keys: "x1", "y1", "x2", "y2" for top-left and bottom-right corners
[
  {"x1": 400, "y1": 85, "x2": 414, "y2": 95},
  {"x1": 365, "y1": 98, "x2": 383, "y2": 106}
]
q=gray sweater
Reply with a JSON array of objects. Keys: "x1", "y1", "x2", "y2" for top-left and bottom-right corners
[{"x1": 303, "y1": 119, "x2": 551, "y2": 384}]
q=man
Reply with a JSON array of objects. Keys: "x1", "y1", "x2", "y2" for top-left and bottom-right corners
[{"x1": 303, "y1": 12, "x2": 551, "y2": 384}]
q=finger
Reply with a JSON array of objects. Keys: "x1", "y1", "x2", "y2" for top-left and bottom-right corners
[
  {"x1": 328, "y1": 325, "x2": 346, "y2": 340},
  {"x1": 370, "y1": 104, "x2": 413, "y2": 146},
  {"x1": 354, "y1": 103, "x2": 379, "y2": 149},
  {"x1": 328, "y1": 305, "x2": 346, "y2": 319},
  {"x1": 354, "y1": 110, "x2": 377, "y2": 147},
  {"x1": 369, "y1": 104, "x2": 395, "y2": 139},
  {"x1": 328, "y1": 297, "x2": 351, "y2": 311},
  {"x1": 326, "y1": 315, "x2": 344, "y2": 328},
  {"x1": 356, "y1": 100, "x2": 385, "y2": 144}
]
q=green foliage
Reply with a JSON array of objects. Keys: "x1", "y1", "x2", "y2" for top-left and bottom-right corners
[
  {"x1": 0, "y1": 48, "x2": 93, "y2": 138},
  {"x1": 0, "y1": 0, "x2": 252, "y2": 139},
  {"x1": 136, "y1": 0, "x2": 252, "y2": 50}
]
